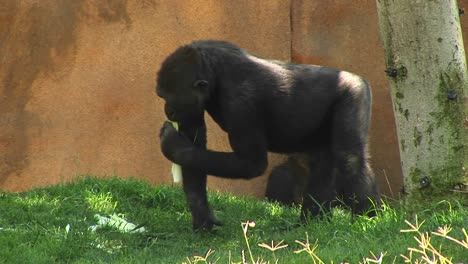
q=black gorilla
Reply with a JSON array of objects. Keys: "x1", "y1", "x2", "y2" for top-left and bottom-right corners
[
  {"x1": 157, "y1": 40, "x2": 379, "y2": 230},
  {"x1": 265, "y1": 156, "x2": 309, "y2": 207}
]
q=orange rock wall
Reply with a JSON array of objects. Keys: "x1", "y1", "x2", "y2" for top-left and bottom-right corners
[{"x1": 4, "y1": 1, "x2": 464, "y2": 198}]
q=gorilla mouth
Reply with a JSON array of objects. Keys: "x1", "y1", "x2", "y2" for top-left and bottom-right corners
[{"x1": 169, "y1": 113, "x2": 204, "y2": 127}]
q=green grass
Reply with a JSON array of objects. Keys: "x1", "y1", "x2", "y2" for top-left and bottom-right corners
[{"x1": 0, "y1": 177, "x2": 466, "y2": 263}]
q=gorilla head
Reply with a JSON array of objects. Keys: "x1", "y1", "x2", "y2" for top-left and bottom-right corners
[{"x1": 156, "y1": 45, "x2": 210, "y2": 124}]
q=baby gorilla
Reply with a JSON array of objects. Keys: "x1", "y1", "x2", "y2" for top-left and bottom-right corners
[
  {"x1": 265, "y1": 156, "x2": 308, "y2": 207},
  {"x1": 157, "y1": 40, "x2": 380, "y2": 230}
]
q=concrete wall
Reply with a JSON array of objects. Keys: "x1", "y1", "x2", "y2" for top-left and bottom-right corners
[{"x1": 5, "y1": 0, "x2": 463, "y2": 198}]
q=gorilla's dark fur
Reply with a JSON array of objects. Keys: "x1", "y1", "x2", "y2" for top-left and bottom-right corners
[
  {"x1": 157, "y1": 40, "x2": 379, "y2": 230},
  {"x1": 265, "y1": 156, "x2": 308, "y2": 207}
]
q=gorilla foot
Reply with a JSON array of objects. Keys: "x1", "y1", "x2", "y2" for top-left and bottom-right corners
[{"x1": 192, "y1": 210, "x2": 223, "y2": 231}]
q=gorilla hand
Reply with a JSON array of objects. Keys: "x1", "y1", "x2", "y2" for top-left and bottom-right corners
[{"x1": 160, "y1": 121, "x2": 194, "y2": 162}]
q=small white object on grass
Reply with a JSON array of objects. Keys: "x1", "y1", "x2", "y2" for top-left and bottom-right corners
[
  {"x1": 169, "y1": 121, "x2": 183, "y2": 183},
  {"x1": 90, "y1": 213, "x2": 145, "y2": 233}
]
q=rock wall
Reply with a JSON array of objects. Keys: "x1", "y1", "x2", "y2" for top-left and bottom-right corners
[{"x1": 0, "y1": 0, "x2": 290, "y2": 196}]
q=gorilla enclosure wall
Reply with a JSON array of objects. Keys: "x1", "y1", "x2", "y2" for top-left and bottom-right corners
[{"x1": 4, "y1": 0, "x2": 465, "y2": 197}]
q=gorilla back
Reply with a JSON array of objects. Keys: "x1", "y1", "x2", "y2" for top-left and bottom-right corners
[{"x1": 157, "y1": 40, "x2": 379, "y2": 230}]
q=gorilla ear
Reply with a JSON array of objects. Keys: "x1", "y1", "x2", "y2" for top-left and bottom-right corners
[{"x1": 193, "y1": 80, "x2": 209, "y2": 88}]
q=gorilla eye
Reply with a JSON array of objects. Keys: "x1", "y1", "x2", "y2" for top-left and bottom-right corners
[{"x1": 193, "y1": 80, "x2": 209, "y2": 88}]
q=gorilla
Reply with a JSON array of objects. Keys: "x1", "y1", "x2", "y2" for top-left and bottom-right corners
[{"x1": 157, "y1": 40, "x2": 380, "y2": 230}]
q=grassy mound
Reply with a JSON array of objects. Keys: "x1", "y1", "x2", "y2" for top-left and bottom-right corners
[{"x1": 0, "y1": 177, "x2": 466, "y2": 263}]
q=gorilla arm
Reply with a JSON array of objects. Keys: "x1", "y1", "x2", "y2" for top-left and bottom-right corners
[
  {"x1": 160, "y1": 120, "x2": 268, "y2": 180},
  {"x1": 163, "y1": 121, "x2": 222, "y2": 230}
]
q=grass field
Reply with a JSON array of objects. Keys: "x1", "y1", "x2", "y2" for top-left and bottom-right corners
[{"x1": 0, "y1": 177, "x2": 466, "y2": 263}]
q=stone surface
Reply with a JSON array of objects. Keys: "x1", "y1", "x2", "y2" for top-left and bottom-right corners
[{"x1": 0, "y1": 0, "x2": 290, "y2": 197}]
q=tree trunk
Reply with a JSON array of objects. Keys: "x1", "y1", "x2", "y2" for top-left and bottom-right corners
[{"x1": 376, "y1": 0, "x2": 467, "y2": 197}]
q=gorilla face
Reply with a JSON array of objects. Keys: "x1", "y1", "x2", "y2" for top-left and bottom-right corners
[
  {"x1": 156, "y1": 82, "x2": 206, "y2": 123},
  {"x1": 156, "y1": 45, "x2": 210, "y2": 124}
]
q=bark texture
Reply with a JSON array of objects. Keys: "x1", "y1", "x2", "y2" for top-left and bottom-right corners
[{"x1": 376, "y1": 0, "x2": 468, "y2": 195}]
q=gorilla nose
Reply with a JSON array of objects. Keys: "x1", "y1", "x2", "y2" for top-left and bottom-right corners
[{"x1": 165, "y1": 105, "x2": 176, "y2": 120}]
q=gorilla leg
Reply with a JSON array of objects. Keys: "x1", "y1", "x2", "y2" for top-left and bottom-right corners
[
  {"x1": 301, "y1": 150, "x2": 338, "y2": 220},
  {"x1": 178, "y1": 121, "x2": 222, "y2": 230},
  {"x1": 265, "y1": 164, "x2": 296, "y2": 206},
  {"x1": 330, "y1": 81, "x2": 379, "y2": 216},
  {"x1": 341, "y1": 160, "x2": 380, "y2": 217}
]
